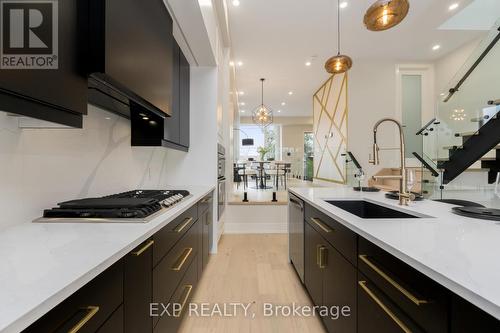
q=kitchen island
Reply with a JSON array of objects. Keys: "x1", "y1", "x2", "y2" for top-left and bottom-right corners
[{"x1": 289, "y1": 186, "x2": 500, "y2": 332}]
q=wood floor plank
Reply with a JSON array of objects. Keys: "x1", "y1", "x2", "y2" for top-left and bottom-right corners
[{"x1": 178, "y1": 234, "x2": 325, "y2": 333}]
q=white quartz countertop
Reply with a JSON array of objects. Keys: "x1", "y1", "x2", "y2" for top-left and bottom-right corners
[
  {"x1": 0, "y1": 186, "x2": 215, "y2": 333},
  {"x1": 289, "y1": 186, "x2": 500, "y2": 320}
]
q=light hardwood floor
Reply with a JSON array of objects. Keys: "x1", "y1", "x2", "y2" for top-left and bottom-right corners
[{"x1": 179, "y1": 234, "x2": 325, "y2": 333}]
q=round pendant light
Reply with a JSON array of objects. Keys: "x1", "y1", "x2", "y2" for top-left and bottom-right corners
[
  {"x1": 364, "y1": 0, "x2": 410, "y2": 31},
  {"x1": 325, "y1": 54, "x2": 353, "y2": 75},
  {"x1": 325, "y1": 0, "x2": 352, "y2": 74},
  {"x1": 252, "y1": 78, "x2": 273, "y2": 128}
]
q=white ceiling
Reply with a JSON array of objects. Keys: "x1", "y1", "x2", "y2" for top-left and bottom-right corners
[{"x1": 227, "y1": 0, "x2": 498, "y2": 117}]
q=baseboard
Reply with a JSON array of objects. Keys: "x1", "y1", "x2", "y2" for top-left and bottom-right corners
[{"x1": 224, "y1": 222, "x2": 288, "y2": 234}]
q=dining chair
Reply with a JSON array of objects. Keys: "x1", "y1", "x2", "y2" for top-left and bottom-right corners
[{"x1": 265, "y1": 162, "x2": 286, "y2": 190}]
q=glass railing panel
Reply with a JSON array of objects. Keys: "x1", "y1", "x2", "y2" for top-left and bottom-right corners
[{"x1": 436, "y1": 19, "x2": 500, "y2": 154}]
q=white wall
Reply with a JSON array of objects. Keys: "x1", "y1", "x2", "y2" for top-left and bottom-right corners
[
  {"x1": 0, "y1": 75, "x2": 217, "y2": 233},
  {"x1": 348, "y1": 59, "x2": 402, "y2": 177}
]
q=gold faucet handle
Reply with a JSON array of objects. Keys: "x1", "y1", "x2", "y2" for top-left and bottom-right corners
[{"x1": 399, "y1": 192, "x2": 415, "y2": 201}]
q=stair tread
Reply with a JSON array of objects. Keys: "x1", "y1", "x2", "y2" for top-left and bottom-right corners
[{"x1": 442, "y1": 144, "x2": 500, "y2": 150}]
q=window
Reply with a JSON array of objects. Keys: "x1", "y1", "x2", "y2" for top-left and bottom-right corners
[{"x1": 239, "y1": 125, "x2": 280, "y2": 160}]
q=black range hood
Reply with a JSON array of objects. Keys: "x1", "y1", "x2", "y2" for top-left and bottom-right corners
[{"x1": 87, "y1": 0, "x2": 173, "y2": 119}]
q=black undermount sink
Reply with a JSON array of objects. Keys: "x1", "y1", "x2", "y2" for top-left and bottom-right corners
[{"x1": 326, "y1": 200, "x2": 421, "y2": 219}]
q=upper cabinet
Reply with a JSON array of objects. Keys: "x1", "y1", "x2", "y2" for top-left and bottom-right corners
[
  {"x1": 87, "y1": 0, "x2": 173, "y2": 119},
  {"x1": 0, "y1": 0, "x2": 87, "y2": 127},
  {"x1": 131, "y1": 39, "x2": 191, "y2": 151}
]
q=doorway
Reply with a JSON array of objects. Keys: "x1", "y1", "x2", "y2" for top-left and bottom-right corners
[{"x1": 304, "y1": 132, "x2": 314, "y2": 181}]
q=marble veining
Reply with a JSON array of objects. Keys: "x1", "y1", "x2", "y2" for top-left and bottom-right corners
[
  {"x1": 289, "y1": 186, "x2": 500, "y2": 320},
  {"x1": 0, "y1": 105, "x2": 174, "y2": 231}
]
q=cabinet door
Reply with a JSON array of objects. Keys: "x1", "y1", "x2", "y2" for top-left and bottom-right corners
[
  {"x1": 179, "y1": 48, "x2": 190, "y2": 148},
  {"x1": 323, "y1": 244, "x2": 357, "y2": 333},
  {"x1": 202, "y1": 210, "x2": 209, "y2": 271},
  {"x1": 164, "y1": 41, "x2": 181, "y2": 145},
  {"x1": 358, "y1": 275, "x2": 422, "y2": 333},
  {"x1": 0, "y1": 0, "x2": 87, "y2": 126},
  {"x1": 304, "y1": 221, "x2": 324, "y2": 307},
  {"x1": 124, "y1": 239, "x2": 154, "y2": 333}
]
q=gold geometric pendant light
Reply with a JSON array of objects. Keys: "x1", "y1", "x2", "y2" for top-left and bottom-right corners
[
  {"x1": 364, "y1": 0, "x2": 410, "y2": 31},
  {"x1": 252, "y1": 78, "x2": 273, "y2": 128},
  {"x1": 325, "y1": 0, "x2": 352, "y2": 74}
]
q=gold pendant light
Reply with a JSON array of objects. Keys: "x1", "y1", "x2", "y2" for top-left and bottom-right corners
[
  {"x1": 325, "y1": 0, "x2": 352, "y2": 74},
  {"x1": 252, "y1": 78, "x2": 273, "y2": 128},
  {"x1": 364, "y1": 0, "x2": 410, "y2": 31}
]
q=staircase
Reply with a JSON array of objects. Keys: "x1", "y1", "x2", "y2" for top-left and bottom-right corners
[{"x1": 438, "y1": 112, "x2": 500, "y2": 184}]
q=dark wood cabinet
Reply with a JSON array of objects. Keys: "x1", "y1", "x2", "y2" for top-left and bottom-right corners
[
  {"x1": 304, "y1": 220, "x2": 356, "y2": 333},
  {"x1": 124, "y1": 239, "x2": 154, "y2": 333},
  {"x1": 179, "y1": 46, "x2": 190, "y2": 148},
  {"x1": 304, "y1": 221, "x2": 324, "y2": 307},
  {"x1": 133, "y1": 38, "x2": 190, "y2": 151},
  {"x1": 162, "y1": 39, "x2": 190, "y2": 151},
  {"x1": 323, "y1": 242, "x2": 357, "y2": 333},
  {"x1": 358, "y1": 274, "x2": 422, "y2": 333},
  {"x1": 23, "y1": 198, "x2": 208, "y2": 333},
  {"x1": 0, "y1": 0, "x2": 87, "y2": 127},
  {"x1": 451, "y1": 295, "x2": 500, "y2": 332},
  {"x1": 23, "y1": 262, "x2": 124, "y2": 333},
  {"x1": 199, "y1": 193, "x2": 213, "y2": 272}
]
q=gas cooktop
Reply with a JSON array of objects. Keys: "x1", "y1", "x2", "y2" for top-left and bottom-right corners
[{"x1": 34, "y1": 190, "x2": 191, "y2": 223}]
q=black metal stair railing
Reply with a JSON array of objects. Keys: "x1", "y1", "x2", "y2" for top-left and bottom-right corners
[{"x1": 438, "y1": 110, "x2": 500, "y2": 184}]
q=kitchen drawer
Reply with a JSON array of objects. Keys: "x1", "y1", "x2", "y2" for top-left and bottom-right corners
[
  {"x1": 153, "y1": 218, "x2": 200, "y2": 326},
  {"x1": 358, "y1": 238, "x2": 448, "y2": 333},
  {"x1": 197, "y1": 192, "x2": 213, "y2": 215},
  {"x1": 154, "y1": 254, "x2": 198, "y2": 333},
  {"x1": 358, "y1": 273, "x2": 424, "y2": 333},
  {"x1": 96, "y1": 305, "x2": 124, "y2": 333},
  {"x1": 153, "y1": 204, "x2": 198, "y2": 266},
  {"x1": 24, "y1": 262, "x2": 124, "y2": 333},
  {"x1": 305, "y1": 204, "x2": 357, "y2": 265}
]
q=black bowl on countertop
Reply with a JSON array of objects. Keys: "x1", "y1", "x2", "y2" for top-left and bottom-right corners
[
  {"x1": 452, "y1": 207, "x2": 500, "y2": 221},
  {"x1": 353, "y1": 187, "x2": 380, "y2": 192},
  {"x1": 385, "y1": 190, "x2": 424, "y2": 201}
]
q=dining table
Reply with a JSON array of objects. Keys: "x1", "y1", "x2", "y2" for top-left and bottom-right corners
[{"x1": 252, "y1": 160, "x2": 272, "y2": 189}]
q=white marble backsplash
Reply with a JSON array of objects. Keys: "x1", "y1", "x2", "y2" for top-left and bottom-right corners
[{"x1": 0, "y1": 105, "x2": 172, "y2": 231}]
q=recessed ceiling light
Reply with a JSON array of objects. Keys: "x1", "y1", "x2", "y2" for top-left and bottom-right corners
[
  {"x1": 449, "y1": 3, "x2": 459, "y2": 11},
  {"x1": 305, "y1": 61, "x2": 312, "y2": 66},
  {"x1": 440, "y1": 92, "x2": 446, "y2": 96},
  {"x1": 142, "y1": 116, "x2": 149, "y2": 120},
  {"x1": 240, "y1": 110, "x2": 245, "y2": 113},
  {"x1": 288, "y1": 91, "x2": 293, "y2": 95},
  {"x1": 239, "y1": 91, "x2": 245, "y2": 95},
  {"x1": 339, "y1": 1, "x2": 348, "y2": 9},
  {"x1": 432, "y1": 44, "x2": 441, "y2": 51},
  {"x1": 240, "y1": 102, "x2": 245, "y2": 106},
  {"x1": 281, "y1": 102, "x2": 286, "y2": 106},
  {"x1": 232, "y1": 0, "x2": 240, "y2": 6},
  {"x1": 277, "y1": 110, "x2": 281, "y2": 113},
  {"x1": 229, "y1": 61, "x2": 235, "y2": 66},
  {"x1": 237, "y1": 61, "x2": 243, "y2": 66},
  {"x1": 198, "y1": 0, "x2": 212, "y2": 7}
]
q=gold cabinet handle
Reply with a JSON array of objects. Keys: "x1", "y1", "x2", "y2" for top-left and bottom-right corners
[
  {"x1": 359, "y1": 281, "x2": 412, "y2": 333},
  {"x1": 68, "y1": 306, "x2": 100, "y2": 333},
  {"x1": 174, "y1": 217, "x2": 193, "y2": 233},
  {"x1": 310, "y1": 217, "x2": 333, "y2": 233},
  {"x1": 174, "y1": 285, "x2": 193, "y2": 318},
  {"x1": 359, "y1": 255, "x2": 428, "y2": 306},
  {"x1": 171, "y1": 248, "x2": 193, "y2": 271},
  {"x1": 319, "y1": 246, "x2": 328, "y2": 269},
  {"x1": 131, "y1": 240, "x2": 154, "y2": 256},
  {"x1": 201, "y1": 197, "x2": 213, "y2": 203}
]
